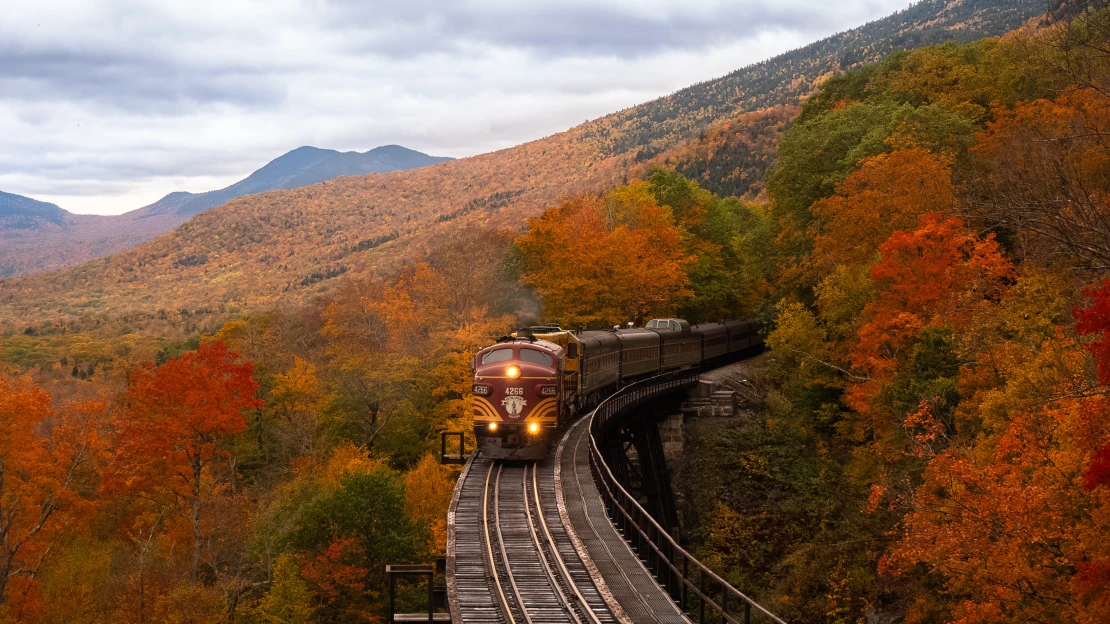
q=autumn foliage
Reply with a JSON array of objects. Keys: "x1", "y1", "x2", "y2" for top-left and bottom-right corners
[
  {"x1": 0, "y1": 373, "x2": 104, "y2": 618},
  {"x1": 809, "y1": 148, "x2": 954, "y2": 275},
  {"x1": 719, "y1": 11, "x2": 1110, "y2": 623},
  {"x1": 1, "y1": 7, "x2": 1109, "y2": 624},
  {"x1": 516, "y1": 191, "x2": 693, "y2": 327},
  {"x1": 104, "y1": 340, "x2": 260, "y2": 582}
]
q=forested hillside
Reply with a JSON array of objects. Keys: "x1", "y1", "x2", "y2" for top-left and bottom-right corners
[
  {"x1": 0, "y1": 0, "x2": 1041, "y2": 335},
  {"x1": 645, "y1": 106, "x2": 798, "y2": 200},
  {"x1": 674, "y1": 12, "x2": 1110, "y2": 622},
  {"x1": 5, "y1": 2, "x2": 1108, "y2": 623}
]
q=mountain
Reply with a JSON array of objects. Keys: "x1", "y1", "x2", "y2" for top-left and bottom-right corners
[
  {"x1": 135, "y1": 145, "x2": 451, "y2": 220},
  {"x1": 0, "y1": 0, "x2": 1044, "y2": 334},
  {"x1": 0, "y1": 145, "x2": 451, "y2": 277},
  {"x1": 0, "y1": 191, "x2": 69, "y2": 228}
]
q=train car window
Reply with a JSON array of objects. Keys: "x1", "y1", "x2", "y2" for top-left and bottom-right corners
[
  {"x1": 520, "y1": 349, "x2": 553, "y2": 367},
  {"x1": 567, "y1": 343, "x2": 578, "y2": 358},
  {"x1": 481, "y1": 348, "x2": 513, "y2": 364}
]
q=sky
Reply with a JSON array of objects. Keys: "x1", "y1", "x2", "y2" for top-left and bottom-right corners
[{"x1": 0, "y1": 0, "x2": 912, "y2": 216}]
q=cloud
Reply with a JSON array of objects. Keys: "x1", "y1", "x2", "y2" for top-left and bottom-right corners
[{"x1": 0, "y1": 0, "x2": 910, "y2": 215}]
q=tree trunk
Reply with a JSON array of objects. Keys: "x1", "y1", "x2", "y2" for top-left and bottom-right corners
[
  {"x1": 0, "y1": 555, "x2": 10, "y2": 604},
  {"x1": 138, "y1": 550, "x2": 146, "y2": 623},
  {"x1": 255, "y1": 407, "x2": 267, "y2": 463},
  {"x1": 192, "y1": 459, "x2": 203, "y2": 584}
]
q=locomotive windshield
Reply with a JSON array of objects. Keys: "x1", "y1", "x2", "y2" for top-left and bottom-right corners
[
  {"x1": 481, "y1": 348, "x2": 513, "y2": 364},
  {"x1": 519, "y1": 348, "x2": 553, "y2": 367}
]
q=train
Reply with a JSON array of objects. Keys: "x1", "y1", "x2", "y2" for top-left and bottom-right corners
[{"x1": 471, "y1": 318, "x2": 763, "y2": 460}]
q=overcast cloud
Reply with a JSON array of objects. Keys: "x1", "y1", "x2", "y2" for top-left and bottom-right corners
[{"x1": 0, "y1": 0, "x2": 911, "y2": 215}]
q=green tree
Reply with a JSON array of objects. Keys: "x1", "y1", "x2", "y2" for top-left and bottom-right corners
[
  {"x1": 292, "y1": 467, "x2": 427, "y2": 621},
  {"x1": 251, "y1": 554, "x2": 313, "y2": 624}
]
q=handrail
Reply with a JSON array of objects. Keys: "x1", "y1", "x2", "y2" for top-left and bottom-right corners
[{"x1": 588, "y1": 371, "x2": 787, "y2": 624}]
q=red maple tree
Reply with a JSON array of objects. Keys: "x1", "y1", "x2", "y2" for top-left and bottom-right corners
[{"x1": 103, "y1": 341, "x2": 261, "y2": 582}]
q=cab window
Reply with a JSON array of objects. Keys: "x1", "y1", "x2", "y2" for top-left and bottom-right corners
[
  {"x1": 519, "y1": 348, "x2": 553, "y2": 367},
  {"x1": 481, "y1": 348, "x2": 513, "y2": 364}
]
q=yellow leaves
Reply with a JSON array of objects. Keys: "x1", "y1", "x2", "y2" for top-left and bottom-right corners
[
  {"x1": 404, "y1": 455, "x2": 457, "y2": 555},
  {"x1": 813, "y1": 264, "x2": 873, "y2": 340},
  {"x1": 292, "y1": 443, "x2": 387, "y2": 494},
  {"x1": 273, "y1": 357, "x2": 322, "y2": 414},
  {"x1": 974, "y1": 330, "x2": 1095, "y2": 434},
  {"x1": 212, "y1": 319, "x2": 249, "y2": 345},
  {"x1": 766, "y1": 299, "x2": 835, "y2": 383},
  {"x1": 997, "y1": 268, "x2": 1069, "y2": 346},
  {"x1": 250, "y1": 553, "x2": 314, "y2": 624}
]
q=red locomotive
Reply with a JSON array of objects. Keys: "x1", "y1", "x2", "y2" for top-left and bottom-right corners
[{"x1": 471, "y1": 336, "x2": 566, "y2": 460}]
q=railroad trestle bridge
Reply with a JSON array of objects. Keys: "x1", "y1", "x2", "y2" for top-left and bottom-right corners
[{"x1": 440, "y1": 368, "x2": 786, "y2": 624}]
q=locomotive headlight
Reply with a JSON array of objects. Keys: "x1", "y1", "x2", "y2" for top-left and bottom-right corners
[
  {"x1": 506, "y1": 365, "x2": 521, "y2": 379},
  {"x1": 539, "y1": 385, "x2": 558, "y2": 396},
  {"x1": 528, "y1": 422, "x2": 539, "y2": 434},
  {"x1": 488, "y1": 422, "x2": 498, "y2": 432}
]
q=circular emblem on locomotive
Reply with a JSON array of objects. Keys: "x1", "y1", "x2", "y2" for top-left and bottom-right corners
[{"x1": 501, "y1": 394, "x2": 527, "y2": 416}]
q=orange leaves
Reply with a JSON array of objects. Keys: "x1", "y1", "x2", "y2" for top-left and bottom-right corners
[
  {"x1": 107, "y1": 341, "x2": 259, "y2": 497},
  {"x1": 319, "y1": 239, "x2": 516, "y2": 446},
  {"x1": 969, "y1": 88, "x2": 1110, "y2": 268},
  {"x1": 877, "y1": 326, "x2": 1110, "y2": 622},
  {"x1": 404, "y1": 455, "x2": 456, "y2": 555},
  {"x1": 0, "y1": 372, "x2": 106, "y2": 608},
  {"x1": 301, "y1": 537, "x2": 368, "y2": 601},
  {"x1": 103, "y1": 341, "x2": 260, "y2": 582},
  {"x1": 847, "y1": 214, "x2": 1013, "y2": 412},
  {"x1": 868, "y1": 214, "x2": 1011, "y2": 316},
  {"x1": 517, "y1": 191, "x2": 694, "y2": 327},
  {"x1": 811, "y1": 148, "x2": 955, "y2": 274},
  {"x1": 0, "y1": 373, "x2": 52, "y2": 506},
  {"x1": 884, "y1": 389, "x2": 1110, "y2": 624}
]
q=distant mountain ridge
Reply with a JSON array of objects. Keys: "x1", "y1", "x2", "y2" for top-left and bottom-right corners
[
  {"x1": 0, "y1": 191, "x2": 68, "y2": 228},
  {"x1": 137, "y1": 145, "x2": 451, "y2": 220},
  {"x1": 0, "y1": 0, "x2": 1045, "y2": 332},
  {"x1": 0, "y1": 145, "x2": 451, "y2": 277}
]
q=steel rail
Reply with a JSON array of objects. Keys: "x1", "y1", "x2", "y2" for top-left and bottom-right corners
[
  {"x1": 493, "y1": 464, "x2": 533, "y2": 624},
  {"x1": 483, "y1": 461, "x2": 518, "y2": 624},
  {"x1": 588, "y1": 371, "x2": 788, "y2": 624},
  {"x1": 522, "y1": 464, "x2": 585, "y2": 624},
  {"x1": 530, "y1": 464, "x2": 605, "y2": 624}
]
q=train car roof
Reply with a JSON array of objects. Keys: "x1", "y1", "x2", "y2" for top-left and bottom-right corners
[{"x1": 576, "y1": 330, "x2": 621, "y2": 348}]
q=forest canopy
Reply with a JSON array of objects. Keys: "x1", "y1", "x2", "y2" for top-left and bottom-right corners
[{"x1": 1, "y1": 6, "x2": 1109, "y2": 624}]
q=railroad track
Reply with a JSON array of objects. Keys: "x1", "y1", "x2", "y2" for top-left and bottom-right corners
[{"x1": 453, "y1": 455, "x2": 615, "y2": 624}]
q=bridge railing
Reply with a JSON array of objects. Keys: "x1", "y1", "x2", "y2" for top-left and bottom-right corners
[{"x1": 588, "y1": 370, "x2": 787, "y2": 624}]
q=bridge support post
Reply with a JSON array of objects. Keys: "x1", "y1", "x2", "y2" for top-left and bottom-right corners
[
  {"x1": 440, "y1": 431, "x2": 466, "y2": 465},
  {"x1": 601, "y1": 416, "x2": 681, "y2": 536},
  {"x1": 385, "y1": 564, "x2": 435, "y2": 623}
]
